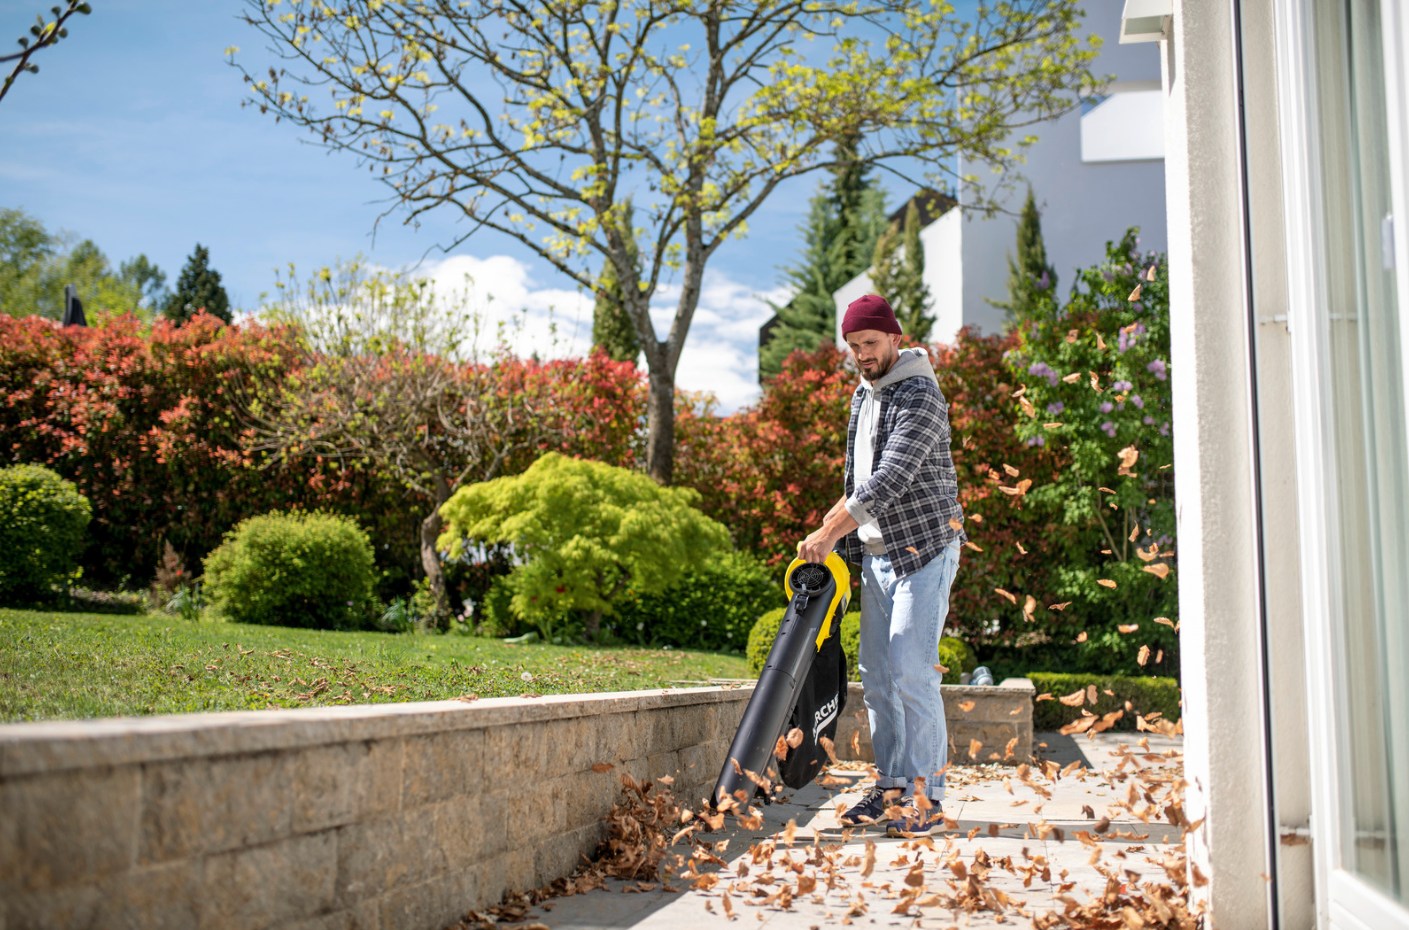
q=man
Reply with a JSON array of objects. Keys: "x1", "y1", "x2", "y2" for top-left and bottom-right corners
[{"x1": 797, "y1": 293, "x2": 964, "y2": 837}]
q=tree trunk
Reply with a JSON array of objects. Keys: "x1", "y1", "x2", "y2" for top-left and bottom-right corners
[
  {"x1": 420, "y1": 507, "x2": 450, "y2": 631},
  {"x1": 644, "y1": 364, "x2": 676, "y2": 485}
]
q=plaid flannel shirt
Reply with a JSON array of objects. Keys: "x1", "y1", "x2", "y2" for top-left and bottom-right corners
[{"x1": 837, "y1": 369, "x2": 965, "y2": 577}]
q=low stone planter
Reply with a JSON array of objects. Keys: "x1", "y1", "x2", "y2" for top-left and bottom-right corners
[{"x1": 834, "y1": 677, "x2": 1036, "y2": 766}]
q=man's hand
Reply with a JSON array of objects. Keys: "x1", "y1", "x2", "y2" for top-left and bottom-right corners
[
  {"x1": 797, "y1": 495, "x2": 859, "y2": 564},
  {"x1": 797, "y1": 527, "x2": 838, "y2": 565}
]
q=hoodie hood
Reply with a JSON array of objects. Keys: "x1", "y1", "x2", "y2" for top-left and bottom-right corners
[{"x1": 863, "y1": 347, "x2": 937, "y2": 392}]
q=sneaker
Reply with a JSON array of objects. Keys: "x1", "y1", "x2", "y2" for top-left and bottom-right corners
[
  {"x1": 839, "y1": 785, "x2": 896, "y2": 826},
  {"x1": 885, "y1": 802, "x2": 944, "y2": 837}
]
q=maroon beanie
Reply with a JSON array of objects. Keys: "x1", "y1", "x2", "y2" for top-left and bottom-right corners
[{"x1": 841, "y1": 294, "x2": 902, "y2": 337}]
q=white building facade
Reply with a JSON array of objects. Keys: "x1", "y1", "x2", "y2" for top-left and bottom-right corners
[{"x1": 1138, "y1": 0, "x2": 1409, "y2": 927}]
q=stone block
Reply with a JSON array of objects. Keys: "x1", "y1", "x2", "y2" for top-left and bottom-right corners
[
  {"x1": 376, "y1": 871, "x2": 478, "y2": 930},
  {"x1": 292, "y1": 739, "x2": 403, "y2": 834},
  {"x1": 0, "y1": 766, "x2": 139, "y2": 892},
  {"x1": 545, "y1": 770, "x2": 620, "y2": 833},
  {"x1": 201, "y1": 832, "x2": 337, "y2": 929},
  {"x1": 402, "y1": 728, "x2": 484, "y2": 807},
  {"x1": 430, "y1": 796, "x2": 491, "y2": 870},
  {"x1": 284, "y1": 901, "x2": 380, "y2": 930},
  {"x1": 537, "y1": 717, "x2": 597, "y2": 772},
  {"x1": 591, "y1": 712, "x2": 644, "y2": 764},
  {"x1": 534, "y1": 821, "x2": 601, "y2": 887},
  {"x1": 334, "y1": 813, "x2": 441, "y2": 907},
  {"x1": 645, "y1": 749, "x2": 681, "y2": 787},
  {"x1": 483, "y1": 720, "x2": 547, "y2": 782},
  {"x1": 3, "y1": 883, "x2": 103, "y2": 930},
  {"x1": 140, "y1": 752, "x2": 294, "y2": 862}
]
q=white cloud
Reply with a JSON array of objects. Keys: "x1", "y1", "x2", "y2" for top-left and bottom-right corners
[{"x1": 419, "y1": 253, "x2": 789, "y2": 413}]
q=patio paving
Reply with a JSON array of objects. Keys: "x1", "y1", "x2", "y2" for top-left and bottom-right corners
[{"x1": 471, "y1": 730, "x2": 1189, "y2": 929}]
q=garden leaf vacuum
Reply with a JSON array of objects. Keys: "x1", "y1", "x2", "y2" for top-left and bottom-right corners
[{"x1": 712, "y1": 552, "x2": 851, "y2": 808}]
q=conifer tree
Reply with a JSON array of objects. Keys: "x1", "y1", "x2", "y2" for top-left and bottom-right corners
[
  {"x1": 163, "y1": 243, "x2": 231, "y2": 324},
  {"x1": 759, "y1": 137, "x2": 887, "y2": 382},
  {"x1": 871, "y1": 199, "x2": 934, "y2": 342},
  {"x1": 591, "y1": 203, "x2": 642, "y2": 363},
  {"x1": 993, "y1": 187, "x2": 1058, "y2": 323}
]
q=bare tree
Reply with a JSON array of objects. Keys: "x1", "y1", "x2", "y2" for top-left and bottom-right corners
[{"x1": 232, "y1": 0, "x2": 1100, "y2": 483}]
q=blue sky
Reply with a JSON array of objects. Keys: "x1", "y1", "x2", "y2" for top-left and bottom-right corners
[{"x1": 2, "y1": 0, "x2": 859, "y2": 408}]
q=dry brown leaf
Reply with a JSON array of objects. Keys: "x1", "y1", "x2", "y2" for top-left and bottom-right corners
[
  {"x1": 1035, "y1": 692, "x2": 1053, "y2": 702},
  {"x1": 948, "y1": 517, "x2": 964, "y2": 532},
  {"x1": 1003, "y1": 463, "x2": 1021, "y2": 476},
  {"x1": 994, "y1": 588, "x2": 1018, "y2": 604},
  {"x1": 1118, "y1": 623, "x2": 1140, "y2": 633},
  {"x1": 1129, "y1": 525, "x2": 1140, "y2": 543},
  {"x1": 1090, "y1": 371, "x2": 1103, "y2": 393},
  {"x1": 1043, "y1": 422, "x2": 1064, "y2": 430},
  {"x1": 1153, "y1": 616, "x2": 1175, "y2": 628},
  {"x1": 1098, "y1": 579, "x2": 1118, "y2": 589},
  {"x1": 591, "y1": 762, "x2": 615, "y2": 773},
  {"x1": 1086, "y1": 684, "x2": 1099, "y2": 705},
  {"x1": 1143, "y1": 563, "x2": 1171, "y2": 580},
  {"x1": 934, "y1": 662, "x2": 950, "y2": 675},
  {"x1": 1049, "y1": 601, "x2": 1072, "y2": 611},
  {"x1": 964, "y1": 540, "x2": 983, "y2": 552},
  {"x1": 1076, "y1": 631, "x2": 1088, "y2": 643},
  {"x1": 1016, "y1": 540, "x2": 1028, "y2": 555},
  {"x1": 1117, "y1": 445, "x2": 1140, "y2": 476},
  {"x1": 785, "y1": 727, "x2": 804, "y2": 749},
  {"x1": 1062, "y1": 371, "x2": 1082, "y2": 383},
  {"x1": 1128, "y1": 283, "x2": 1143, "y2": 301},
  {"x1": 1146, "y1": 264, "x2": 1158, "y2": 281},
  {"x1": 1137, "y1": 644, "x2": 1151, "y2": 667},
  {"x1": 1023, "y1": 595, "x2": 1037, "y2": 623},
  {"x1": 959, "y1": 699, "x2": 976, "y2": 712},
  {"x1": 1059, "y1": 689, "x2": 1086, "y2": 707},
  {"x1": 969, "y1": 738, "x2": 984, "y2": 759}
]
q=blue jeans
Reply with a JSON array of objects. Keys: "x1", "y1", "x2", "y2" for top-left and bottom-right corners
[{"x1": 858, "y1": 539, "x2": 961, "y2": 802}]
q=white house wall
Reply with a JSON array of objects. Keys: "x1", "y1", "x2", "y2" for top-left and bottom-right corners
[
  {"x1": 1160, "y1": 0, "x2": 1278, "y2": 926},
  {"x1": 958, "y1": 2, "x2": 1168, "y2": 336}
]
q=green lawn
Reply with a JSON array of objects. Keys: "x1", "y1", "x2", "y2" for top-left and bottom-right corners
[{"x1": 0, "y1": 608, "x2": 751, "y2": 722}]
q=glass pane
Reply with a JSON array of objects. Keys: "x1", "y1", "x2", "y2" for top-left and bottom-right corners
[{"x1": 1313, "y1": 0, "x2": 1408, "y2": 901}]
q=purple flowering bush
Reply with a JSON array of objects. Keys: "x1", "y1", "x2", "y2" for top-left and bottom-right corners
[{"x1": 1001, "y1": 230, "x2": 1178, "y2": 675}]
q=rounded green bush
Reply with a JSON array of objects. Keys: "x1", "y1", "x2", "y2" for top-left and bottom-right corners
[
  {"x1": 748, "y1": 607, "x2": 861, "y2": 677},
  {"x1": 0, "y1": 464, "x2": 91, "y2": 604},
  {"x1": 615, "y1": 550, "x2": 780, "y2": 652},
  {"x1": 749, "y1": 607, "x2": 974, "y2": 684},
  {"x1": 938, "y1": 635, "x2": 977, "y2": 682},
  {"x1": 202, "y1": 511, "x2": 377, "y2": 630}
]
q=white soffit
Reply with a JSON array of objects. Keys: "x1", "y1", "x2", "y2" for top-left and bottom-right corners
[{"x1": 1120, "y1": 0, "x2": 1173, "y2": 44}]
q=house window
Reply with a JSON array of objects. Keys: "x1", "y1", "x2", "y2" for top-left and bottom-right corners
[{"x1": 1310, "y1": 0, "x2": 1408, "y2": 904}]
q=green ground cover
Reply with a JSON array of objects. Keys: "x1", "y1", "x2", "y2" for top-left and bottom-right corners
[{"x1": 0, "y1": 608, "x2": 750, "y2": 722}]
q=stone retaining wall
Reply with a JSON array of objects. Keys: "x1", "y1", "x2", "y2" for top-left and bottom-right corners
[
  {"x1": 0, "y1": 689, "x2": 751, "y2": 930},
  {"x1": 0, "y1": 679, "x2": 1033, "y2": 930}
]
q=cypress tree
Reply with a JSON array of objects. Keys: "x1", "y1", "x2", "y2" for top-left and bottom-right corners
[
  {"x1": 759, "y1": 136, "x2": 887, "y2": 382},
  {"x1": 871, "y1": 199, "x2": 934, "y2": 342},
  {"x1": 993, "y1": 187, "x2": 1058, "y2": 323},
  {"x1": 163, "y1": 243, "x2": 231, "y2": 324}
]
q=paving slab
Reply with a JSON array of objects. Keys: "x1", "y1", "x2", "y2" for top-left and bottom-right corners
[{"x1": 495, "y1": 731, "x2": 1186, "y2": 930}]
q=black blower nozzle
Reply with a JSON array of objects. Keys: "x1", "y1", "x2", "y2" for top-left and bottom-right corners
[{"x1": 711, "y1": 552, "x2": 850, "y2": 808}]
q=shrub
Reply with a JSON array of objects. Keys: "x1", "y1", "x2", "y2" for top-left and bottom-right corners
[
  {"x1": 202, "y1": 510, "x2": 377, "y2": 630},
  {"x1": 1027, "y1": 671, "x2": 1180, "y2": 732},
  {"x1": 0, "y1": 464, "x2": 91, "y2": 604},
  {"x1": 613, "y1": 550, "x2": 782, "y2": 652},
  {"x1": 939, "y1": 635, "x2": 977, "y2": 682},
  {"x1": 749, "y1": 608, "x2": 969, "y2": 683},
  {"x1": 439, "y1": 453, "x2": 732, "y2": 642}
]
